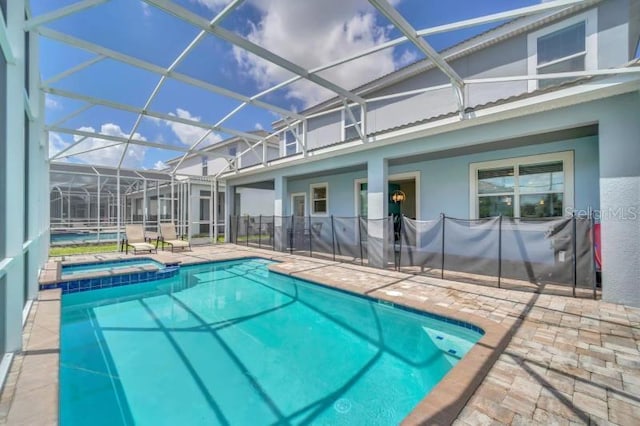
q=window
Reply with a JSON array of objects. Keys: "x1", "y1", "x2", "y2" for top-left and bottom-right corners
[
  {"x1": 201, "y1": 156, "x2": 208, "y2": 176},
  {"x1": 342, "y1": 105, "x2": 363, "y2": 141},
  {"x1": 283, "y1": 127, "x2": 299, "y2": 156},
  {"x1": 228, "y1": 146, "x2": 237, "y2": 157},
  {"x1": 310, "y1": 183, "x2": 328, "y2": 216},
  {"x1": 470, "y1": 152, "x2": 573, "y2": 219},
  {"x1": 527, "y1": 10, "x2": 597, "y2": 90}
]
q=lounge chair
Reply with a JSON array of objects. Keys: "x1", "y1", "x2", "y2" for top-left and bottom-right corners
[
  {"x1": 124, "y1": 224, "x2": 157, "y2": 254},
  {"x1": 159, "y1": 223, "x2": 191, "y2": 252}
]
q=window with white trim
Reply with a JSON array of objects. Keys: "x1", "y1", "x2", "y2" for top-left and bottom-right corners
[
  {"x1": 310, "y1": 183, "x2": 328, "y2": 215},
  {"x1": 342, "y1": 104, "x2": 362, "y2": 141},
  {"x1": 470, "y1": 152, "x2": 574, "y2": 219},
  {"x1": 201, "y1": 155, "x2": 208, "y2": 176},
  {"x1": 283, "y1": 126, "x2": 299, "y2": 156},
  {"x1": 527, "y1": 10, "x2": 597, "y2": 90}
]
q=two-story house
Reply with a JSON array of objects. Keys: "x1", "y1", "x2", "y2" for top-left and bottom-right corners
[{"x1": 222, "y1": 0, "x2": 640, "y2": 306}]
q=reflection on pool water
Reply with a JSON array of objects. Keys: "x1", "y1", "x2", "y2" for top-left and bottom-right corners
[{"x1": 60, "y1": 258, "x2": 482, "y2": 425}]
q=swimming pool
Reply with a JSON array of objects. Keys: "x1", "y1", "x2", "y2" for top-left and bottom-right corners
[
  {"x1": 51, "y1": 232, "x2": 118, "y2": 243},
  {"x1": 61, "y1": 258, "x2": 165, "y2": 277},
  {"x1": 60, "y1": 258, "x2": 482, "y2": 425}
]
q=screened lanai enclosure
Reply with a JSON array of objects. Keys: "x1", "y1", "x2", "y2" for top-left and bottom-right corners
[{"x1": 49, "y1": 163, "x2": 222, "y2": 246}]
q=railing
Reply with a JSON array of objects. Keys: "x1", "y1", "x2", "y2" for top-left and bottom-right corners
[{"x1": 230, "y1": 214, "x2": 598, "y2": 298}]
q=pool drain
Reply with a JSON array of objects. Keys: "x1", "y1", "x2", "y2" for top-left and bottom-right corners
[{"x1": 334, "y1": 398, "x2": 352, "y2": 414}]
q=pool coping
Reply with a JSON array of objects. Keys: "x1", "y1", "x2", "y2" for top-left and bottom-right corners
[
  {"x1": 267, "y1": 262, "x2": 511, "y2": 426},
  {"x1": 25, "y1": 252, "x2": 510, "y2": 425},
  {"x1": 0, "y1": 289, "x2": 60, "y2": 425}
]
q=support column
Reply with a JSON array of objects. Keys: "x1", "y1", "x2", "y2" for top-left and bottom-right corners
[
  {"x1": 170, "y1": 175, "x2": 175, "y2": 226},
  {"x1": 0, "y1": 0, "x2": 27, "y2": 353},
  {"x1": 67, "y1": 187, "x2": 71, "y2": 226},
  {"x1": 224, "y1": 183, "x2": 234, "y2": 243},
  {"x1": 209, "y1": 180, "x2": 214, "y2": 241},
  {"x1": 213, "y1": 180, "x2": 219, "y2": 243},
  {"x1": 187, "y1": 181, "x2": 192, "y2": 240},
  {"x1": 156, "y1": 180, "x2": 160, "y2": 232},
  {"x1": 142, "y1": 179, "x2": 147, "y2": 231},
  {"x1": 367, "y1": 157, "x2": 388, "y2": 268},
  {"x1": 599, "y1": 93, "x2": 640, "y2": 307},
  {"x1": 96, "y1": 175, "x2": 101, "y2": 241},
  {"x1": 274, "y1": 176, "x2": 288, "y2": 251},
  {"x1": 116, "y1": 171, "x2": 121, "y2": 245}
]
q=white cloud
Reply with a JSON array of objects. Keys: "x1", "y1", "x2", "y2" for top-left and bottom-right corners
[
  {"x1": 140, "y1": 1, "x2": 151, "y2": 17},
  {"x1": 254, "y1": 122, "x2": 264, "y2": 130},
  {"x1": 164, "y1": 108, "x2": 223, "y2": 147},
  {"x1": 230, "y1": 0, "x2": 405, "y2": 107},
  {"x1": 62, "y1": 123, "x2": 147, "y2": 168},
  {"x1": 153, "y1": 160, "x2": 169, "y2": 170},
  {"x1": 49, "y1": 132, "x2": 69, "y2": 157},
  {"x1": 192, "y1": 0, "x2": 229, "y2": 10},
  {"x1": 46, "y1": 97, "x2": 62, "y2": 110},
  {"x1": 397, "y1": 49, "x2": 418, "y2": 68}
]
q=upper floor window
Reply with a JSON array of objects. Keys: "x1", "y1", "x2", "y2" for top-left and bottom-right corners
[
  {"x1": 527, "y1": 9, "x2": 597, "y2": 91},
  {"x1": 310, "y1": 183, "x2": 328, "y2": 216},
  {"x1": 283, "y1": 126, "x2": 299, "y2": 156},
  {"x1": 342, "y1": 105, "x2": 362, "y2": 141},
  {"x1": 470, "y1": 151, "x2": 574, "y2": 219},
  {"x1": 201, "y1": 156, "x2": 208, "y2": 176},
  {"x1": 229, "y1": 146, "x2": 237, "y2": 157}
]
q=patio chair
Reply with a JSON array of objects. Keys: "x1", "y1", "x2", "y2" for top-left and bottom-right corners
[
  {"x1": 124, "y1": 224, "x2": 157, "y2": 254},
  {"x1": 159, "y1": 223, "x2": 191, "y2": 252}
]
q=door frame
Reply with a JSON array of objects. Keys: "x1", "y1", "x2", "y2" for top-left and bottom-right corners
[
  {"x1": 354, "y1": 171, "x2": 421, "y2": 218},
  {"x1": 290, "y1": 192, "x2": 307, "y2": 216}
]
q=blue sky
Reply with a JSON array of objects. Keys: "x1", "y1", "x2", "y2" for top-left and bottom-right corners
[{"x1": 35, "y1": 0, "x2": 541, "y2": 170}]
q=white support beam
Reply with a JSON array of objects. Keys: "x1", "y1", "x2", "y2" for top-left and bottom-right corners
[
  {"x1": 43, "y1": 55, "x2": 105, "y2": 86},
  {"x1": 25, "y1": 0, "x2": 108, "y2": 30},
  {"x1": 416, "y1": 0, "x2": 589, "y2": 39},
  {"x1": 145, "y1": 0, "x2": 366, "y2": 105},
  {"x1": 239, "y1": 137, "x2": 260, "y2": 160},
  {"x1": 301, "y1": 119, "x2": 308, "y2": 158},
  {"x1": 48, "y1": 103, "x2": 94, "y2": 128},
  {"x1": 282, "y1": 117, "x2": 304, "y2": 154},
  {"x1": 368, "y1": 0, "x2": 465, "y2": 114},
  {"x1": 342, "y1": 99, "x2": 365, "y2": 142},
  {"x1": 54, "y1": 141, "x2": 123, "y2": 160},
  {"x1": 38, "y1": 27, "x2": 304, "y2": 120},
  {"x1": 0, "y1": 8, "x2": 15, "y2": 63},
  {"x1": 50, "y1": 135, "x2": 90, "y2": 160},
  {"x1": 42, "y1": 87, "x2": 263, "y2": 142},
  {"x1": 214, "y1": 137, "x2": 267, "y2": 179},
  {"x1": 47, "y1": 126, "x2": 226, "y2": 156},
  {"x1": 464, "y1": 67, "x2": 640, "y2": 84}
]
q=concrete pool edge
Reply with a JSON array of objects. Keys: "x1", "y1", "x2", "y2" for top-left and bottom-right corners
[
  {"x1": 0, "y1": 289, "x2": 60, "y2": 425},
  {"x1": 267, "y1": 262, "x2": 511, "y2": 426}
]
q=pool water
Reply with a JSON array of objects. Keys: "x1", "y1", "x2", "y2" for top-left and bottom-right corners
[
  {"x1": 51, "y1": 232, "x2": 118, "y2": 243},
  {"x1": 60, "y1": 258, "x2": 482, "y2": 425},
  {"x1": 61, "y1": 259, "x2": 165, "y2": 277}
]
